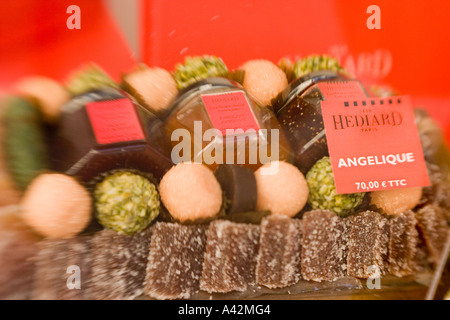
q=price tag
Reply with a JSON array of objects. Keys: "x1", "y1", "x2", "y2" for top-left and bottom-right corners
[{"x1": 321, "y1": 95, "x2": 430, "y2": 194}]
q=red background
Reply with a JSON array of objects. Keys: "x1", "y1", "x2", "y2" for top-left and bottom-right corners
[
  {"x1": 0, "y1": 0, "x2": 449, "y2": 142},
  {"x1": 0, "y1": 0, "x2": 136, "y2": 89},
  {"x1": 141, "y1": 0, "x2": 450, "y2": 143}
]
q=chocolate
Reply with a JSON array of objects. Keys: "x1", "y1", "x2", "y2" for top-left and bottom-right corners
[
  {"x1": 53, "y1": 88, "x2": 173, "y2": 183},
  {"x1": 200, "y1": 220, "x2": 260, "y2": 293},
  {"x1": 90, "y1": 227, "x2": 152, "y2": 300},
  {"x1": 256, "y1": 215, "x2": 302, "y2": 288},
  {"x1": 415, "y1": 205, "x2": 449, "y2": 266},
  {"x1": 301, "y1": 210, "x2": 348, "y2": 282},
  {"x1": 346, "y1": 211, "x2": 389, "y2": 278},
  {"x1": 388, "y1": 211, "x2": 419, "y2": 277},
  {"x1": 145, "y1": 222, "x2": 208, "y2": 300},
  {"x1": 214, "y1": 164, "x2": 257, "y2": 215},
  {"x1": 32, "y1": 236, "x2": 91, "y2": 300}
]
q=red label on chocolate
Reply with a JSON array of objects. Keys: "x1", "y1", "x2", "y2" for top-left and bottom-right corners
[
  {"x1": 321, "y1": 95, "x2": 429, "y2": 194},
  {"x1": 317, "y1": 81, "x2": 367, "y2": 101},
  {"x1": 86, "y1": 99, "x2": 145, "y2": 145},
  {"x1": 201, "y1": 91, "x2": 260, "y2": 135}
]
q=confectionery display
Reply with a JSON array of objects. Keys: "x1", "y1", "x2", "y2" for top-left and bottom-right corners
[{"x1": 0, "y1": 53, "x2": 449, "y2": 300}]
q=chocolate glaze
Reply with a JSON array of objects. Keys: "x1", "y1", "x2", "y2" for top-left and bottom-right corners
[{"x1": 214, "y1": 164, "x2": 257, "y2": 215}]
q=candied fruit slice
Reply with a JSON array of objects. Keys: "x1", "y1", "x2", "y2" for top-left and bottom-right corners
[
  {"x1": 32, "y1": 236, "x2": 91, "y2": 300},
  {"x1": 347, "y1": 211, "x2": 389, "y2": 278},
  {"x1": 256, "y1": 215, "x2": 302, "y2": 288},
  {"x1": 145, "y1": 222, "x2": 208, "y2": 300},
  {"x1": 415, "y1": 205, "x2": 449, "y2": 266},
  {"x1": 200, "y1": 220, "x2": 260, "y2": 293},
  {"x1": 301, "y1": 210, "x2": 348, "y2": 282},
  {"x1": 90, "y1": 227, "x2": 152, "y2": 300},
  {"x1": 388, "y1": 211, "x2": 419, "y2": 277}
]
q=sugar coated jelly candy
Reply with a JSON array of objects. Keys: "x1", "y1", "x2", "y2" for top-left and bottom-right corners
[
  {"x1": 346, "y1": 211, "x2": 389, "y2": 278},
  {"x1": 388, "y1": 211, "x2": 419, "y2": 277},
  {"x1": 90, "y1": 227, "x2": 152, "y2": 300},
  {"x1": 256, "y1": 215, "x2": 302, "y2": 288},
  {"x1": 145, "y1": 222, "x2": 208, "y2": 300},
  {"x1": 301, "y1": 210, "x2": 348, "y2": 282},
  {"x1": 200, "y1": 220, "x2": 260, "y2": 293}
]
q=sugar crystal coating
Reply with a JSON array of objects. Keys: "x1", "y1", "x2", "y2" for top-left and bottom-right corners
[
  {"x1": 256, "y1": 215, "x2": 302, "y2": 288},
  {"x1": 301, "y1": 210, "x2": 348, "y2": 282},
  {"x1": 306, "y1": 157, "x2": 365, "y2": 216},
  {"x1": 370, "y1": 187, "x2": 422, "y2": 216},
  {"x1": 255, "y1": 161, "x2": 308, "y2": 217},
  {"x1": 145, "y1": 222, "x2": 208, "y2": 300},
  {"x1": 422, "y1": 162, "x2": 450, "y2": 212},
  {"x1": 0, "y1": 212, "x2": 40, "y2": 299},
  {"x1": 241, "y1": 59, "x2": 288, "y2": 107},
  {"x1": 21, "y1": 173, "x2": 92, "y2": 239},
  {"x1": 123, "y1": 66, "x2": 178, "y2": 114},
  {"x1": 159, "y1": 162, "x2": 222, "y2": 222},
  {"x1": 388, "y1": 211, "x2": 418, "y2": 277},
  {"x1": 415, "y1": 205, "x2": 449, "y2": 266},
  {"x1": 32, "y1": 236, "x2": 91, "y2": 300},
  {"x1": 200, "y1": 220, "x2": 260, "y2": 293},
  {"x1": 214, "y1": 164, "x2": 257, "y2": 215},
  {"x1": 90, "y1": 227, "x2": 152, "y2": 300},
  {"x1": 346, "y1": 211, "x2": 389, "y2": 278},
  {"x1": 94, "y1": 171, "x2": 160, "y2": 235}
]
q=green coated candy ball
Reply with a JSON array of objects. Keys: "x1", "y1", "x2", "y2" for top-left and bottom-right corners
[
  {"x1": 306, "y1": 157, "x2": 365, "y2": 216},
  {"x1": 94, "y1": 171, "x2": 160, "y2": 235},
  {"x1": 293, "y1": 54, "x2": 344, "y2": 79},
  {"x1": 173, "y1": 55, "x2": 228, "y2": 89}
]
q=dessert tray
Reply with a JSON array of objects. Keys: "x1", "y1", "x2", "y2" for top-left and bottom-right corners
[{"x1": 0, "y1": 55, "x2": 448, "y2": 300}]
